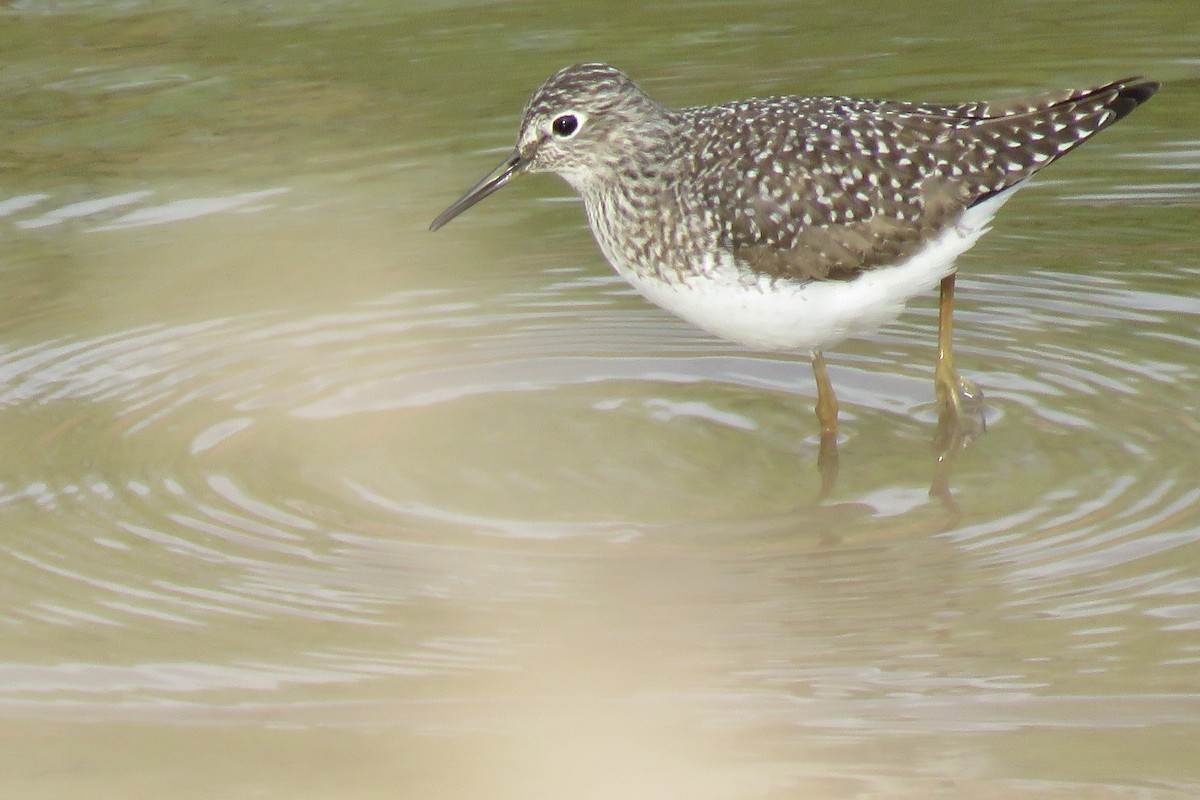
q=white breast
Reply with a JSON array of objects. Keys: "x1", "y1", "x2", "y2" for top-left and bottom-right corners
[{"x1": 591, "y1": 187, "x2": 1018, "y2": 354}]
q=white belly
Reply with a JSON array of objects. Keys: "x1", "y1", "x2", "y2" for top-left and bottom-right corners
[{"x1": 593, "y1": 189, "x2": 1016, "y2": 353}]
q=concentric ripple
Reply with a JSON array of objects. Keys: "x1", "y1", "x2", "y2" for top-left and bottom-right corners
[
  {"x1": 0, "y1": 187, "x2": 1197, "y2": 800},
  {"x1": 3, "y1": 250, "x2": 1198, "y2": 623},
  {"x1": 2, "y1": 2, "x2": 1197, "y2": 794}
]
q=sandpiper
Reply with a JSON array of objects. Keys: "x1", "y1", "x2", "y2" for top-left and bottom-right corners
[{"x1": 430, "y1": 64, "x2": 1157, "y2": 453}]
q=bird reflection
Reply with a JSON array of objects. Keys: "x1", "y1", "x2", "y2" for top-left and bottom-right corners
[{"x1": 809, "y1": 377, "x2": 984, "y2": 530}]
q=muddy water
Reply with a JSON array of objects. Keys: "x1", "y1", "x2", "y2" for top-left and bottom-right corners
[{"x1": 1, "y1": 2, "x2": 1198, "y2": 798}]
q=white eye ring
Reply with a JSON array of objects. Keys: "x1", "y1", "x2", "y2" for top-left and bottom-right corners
[{"x1": 549, "y1": 111, "x2": 587, "y2": 139}]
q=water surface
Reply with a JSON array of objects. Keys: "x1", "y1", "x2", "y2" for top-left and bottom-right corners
[{"x1": 1, "y1": 2, "x2": 1198, "y2": 798}]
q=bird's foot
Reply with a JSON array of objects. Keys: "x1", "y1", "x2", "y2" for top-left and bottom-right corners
[{"x1": 932, "y1": 370, "x2": 986, "y2": 459}]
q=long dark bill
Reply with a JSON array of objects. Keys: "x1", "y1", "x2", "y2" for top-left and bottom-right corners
[{"x1": 429, "y1": 151, "x2": 524, "y2": 231}]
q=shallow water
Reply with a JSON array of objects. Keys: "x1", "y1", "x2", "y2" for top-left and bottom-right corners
[{"x1": 1, "y1": 2, "x2": 1199, "y2": 798}]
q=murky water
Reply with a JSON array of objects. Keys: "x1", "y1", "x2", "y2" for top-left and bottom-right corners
[{"x1": 1, "y1": 2, "x2": 1198, "y2": 798}]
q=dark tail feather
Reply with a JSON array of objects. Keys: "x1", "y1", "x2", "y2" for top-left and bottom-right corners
[
  {"x1": 1106, "y1": 77, "x2": 1160, "y2": 123},
  {"x1": 964, "y1": 76, "x2": 1159, "y2": 207}
]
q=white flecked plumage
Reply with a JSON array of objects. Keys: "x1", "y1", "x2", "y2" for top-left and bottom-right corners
[
  {"x1": 433, "y1": 64, "x2": 1151, "y2": 351},
  {"x1": 433, "y1": 65, "x2": 1153, "y2": 294},
  {"x1": 429, "y1": 64, "x2": 1157, "y2": 450},
  {"x1": 596, "y1": 186, "x2": 1019, "y2": 351}
]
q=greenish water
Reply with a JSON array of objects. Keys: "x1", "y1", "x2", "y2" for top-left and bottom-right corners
[{"x1": 1, "y1": 2, "x2": 1198, "y2": 798}]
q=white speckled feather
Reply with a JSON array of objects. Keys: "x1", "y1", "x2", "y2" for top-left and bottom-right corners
[
  {"x1": 595, "y1": 186, "x2": 1018, "y2": 352},
  {"x1": 433, "y1": 65, "x2": 1157, "y2": 360}
]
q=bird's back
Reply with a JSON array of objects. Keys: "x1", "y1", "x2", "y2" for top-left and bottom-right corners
[{"x1": 665, "y1": 78, "x2": 1158, "y2": 283}]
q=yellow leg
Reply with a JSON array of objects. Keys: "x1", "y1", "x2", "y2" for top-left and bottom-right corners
[
  {"x1": 931, "y1": 274, "x2": 986, "y2": 463},
  {"x1": 933, "y1": 273, "x2": 982, "y2": 417},
  {"x1": 812, "y1": 351, "x2": 839, "y2": 436},
  {"x1": 811, "y1": 351, "x2": 839, "y2": 499}
]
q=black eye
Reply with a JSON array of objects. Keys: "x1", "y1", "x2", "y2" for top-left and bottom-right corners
[{"x1": 551, "y1": 114, "x2": 579, "y2": 138}]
